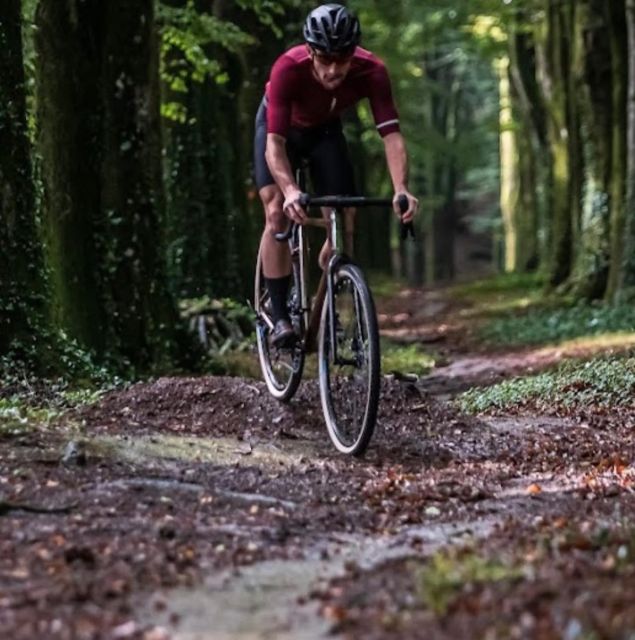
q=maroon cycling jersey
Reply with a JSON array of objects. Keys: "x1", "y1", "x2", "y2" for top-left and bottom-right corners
[{"x1": 265, "y1": 45, "x2": 400, "y2": 138}]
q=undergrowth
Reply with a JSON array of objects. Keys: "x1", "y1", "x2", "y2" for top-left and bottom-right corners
[
  {"x1": 0, "y1": 335, "x2": 126, "y2": 435},
  {"x1": 456, "y1": 354, "x2": 635, "y2": 414},
  {"x1": 381, "y1": 340, "x2": 435, "y2": 376},
  {"x1": 417, "y1": 548, "x2": 522, "y2": 615},
  {"x1": 480, "y1": 302, "x2": 635, "y2": 347},
  {"x1": 206, "y1": 340, "x2": 434, "y2": 379}
]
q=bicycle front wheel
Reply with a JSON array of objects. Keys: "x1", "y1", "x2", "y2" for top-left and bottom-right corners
[
  {"x1": 254, "y1": 247, "x2": 305, "y2": 402},
  {"x1": 318, "y1": 263, "x2": 380, "y2": 456}
]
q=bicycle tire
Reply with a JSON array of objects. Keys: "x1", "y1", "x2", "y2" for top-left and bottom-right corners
[
  {"x1": 318, "y1": 263, "x2": 380, "y2": 456},
  {"x1": 254, "y1": 247, "x2": 305, "y2": 402}
]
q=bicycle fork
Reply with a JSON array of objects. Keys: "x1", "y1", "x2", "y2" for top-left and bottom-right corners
[{"x1": 325, "y1": 207, "x2": 359, "y2": 366}]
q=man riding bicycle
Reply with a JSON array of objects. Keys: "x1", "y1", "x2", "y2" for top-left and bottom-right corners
[{"x1": 254, "y1": 3, "x2": 418, "y2": 347}]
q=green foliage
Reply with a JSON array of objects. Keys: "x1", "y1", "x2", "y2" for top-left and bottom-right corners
[
  {"x1": 157, "y1": 0, "x2": 295, "y2": 122},
  {"x1": 456, "y1": 355, "x2": 635, "y2": 414},
  {"x1": 381, "y1": 341, "x2": 436, "y2": 376},
  {"x1": 158, "y1": 1, "x2": 253, "y2": 121},
  {"x1": 0, "y1": 397, "x2": 60, "y2": 436},
  {"x1": 235, "y1": 0, "x2": 293, "y2": 38},
  {"x1": 1, "y1": 327, "x2": 124, "y2": 389},
  {"x1": 452, "y1": 272, "x2": 545, "y2": 300},
  {"x1": 480, "y1": 302, "x2": 635, "y2": 347},
  {"x1": 417, "y1": 549, "x2": 522, "y2": 615},
  {"x1": 0, "y1": 354, "x2": 124, "y2": 437}
]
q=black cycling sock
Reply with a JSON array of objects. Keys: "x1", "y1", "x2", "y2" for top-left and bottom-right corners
[{"x1": 265, "y1": 275, "x2": 291, "y2": 323}]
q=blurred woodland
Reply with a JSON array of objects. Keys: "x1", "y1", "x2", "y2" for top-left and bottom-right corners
[{"x1": 3, "y1": 0, "x2": 635, "y2": 374}]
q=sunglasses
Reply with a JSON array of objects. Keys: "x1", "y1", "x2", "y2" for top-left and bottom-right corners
[{"x1": 311, "y1": 48, "x2": 354, "y2": 65}]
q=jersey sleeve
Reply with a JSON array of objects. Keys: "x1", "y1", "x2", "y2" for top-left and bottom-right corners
[
  {"x1": 367, "y1": 62, "x2": 401, "y2": 137},
  {"x1": 265, "y1": 54, "x2": 296, "y2": 138}
]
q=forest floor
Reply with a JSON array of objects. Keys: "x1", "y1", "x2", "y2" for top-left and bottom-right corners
[{"x1": 2, "y1": 281, "x2": 635, "y2": 639}]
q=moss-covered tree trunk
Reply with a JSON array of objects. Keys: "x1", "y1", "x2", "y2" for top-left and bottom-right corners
[
  {"x1": 100, "y1": 0, "x2": 186, "y2": 369},
  {"x1": 0, "y1": 0, "x2": 47, "y2": 361},
  {"x1": 34, "y1": 0, "x2": 106, "y2": 354},
  {"x1": 571, "y1": 0, "x2": 612, "y2": 299},
  {"x1": 605, "y1": 0, "x2": 628, "y2": 300},
  {"x1": 508, "y1": 18, "x2": 548, "y2": 272},
  {"x1": 619, "y1": 0, "x2": 635, "y2": 296},
  {"x1": 537, "y1": 0, "x2": 576, "y2": 288},
  {"x1": 534, "y1": 0, "x2": 581, "y2": 287}
]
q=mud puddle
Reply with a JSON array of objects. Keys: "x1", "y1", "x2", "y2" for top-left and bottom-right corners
[
  {"x1": 140, "y1": 518, "x2": 497, "y2": 640},
  {"x1": 83, "y1": 432, "x2": 321, "y2": 470}
]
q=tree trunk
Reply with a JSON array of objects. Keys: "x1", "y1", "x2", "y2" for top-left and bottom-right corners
[
  {"x1": 0, "y1": 0, "x2": 47, "y2": 361},
  {"x1": 499, "y1": 57, "x2": 522, "y2": 273},
  {"x1": 619, "y1": 0, "x2": 635, "y2": 296},
  {"x1": 101, "y1": 0, "x2": 186, "y2": 369},
  {"x1": 34, "y1": 0, "x2": 106, "y2": 353},
  {"x1": 605, "y1": 0, "x2": 628, "y2": 300},
  {"x1": 508, "y1": 18, "x2": 548, "y2": 272},
  {"x1": 539, "y1": 0, "x2": 575, "y2": 287},
  {"x1": 571, "y1": 0, "x2": 612, "y2": 299}
]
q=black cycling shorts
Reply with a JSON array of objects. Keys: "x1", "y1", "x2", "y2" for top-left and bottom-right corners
[{"x1": 253, "y1": 97, "x2": 357, "y2": 196}]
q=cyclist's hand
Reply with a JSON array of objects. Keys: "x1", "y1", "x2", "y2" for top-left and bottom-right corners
[
  {"x1": 392, "y1": 191, "x2": 419, "y2": 224},
  {"x1": 393, "y1": 191, "x2": 418, "y2": 223},
  {"x1": 283, "y1": 189, "x2": 308, "y2": 224}
]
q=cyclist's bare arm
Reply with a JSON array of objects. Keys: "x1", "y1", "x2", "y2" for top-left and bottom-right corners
[
  {"x1": 382, "y1": 131, "x2": 418, "y2": 222},
  {"x1": 265, "y1": 133, "x2": 307, "y2": 223}
]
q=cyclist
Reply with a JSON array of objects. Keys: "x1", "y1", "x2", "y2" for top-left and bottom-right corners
[{"x1": 254, "y1": 3, "x2": 418, "y2": 346}]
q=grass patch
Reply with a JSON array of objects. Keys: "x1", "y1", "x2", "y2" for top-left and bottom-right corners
[
  {"x1": 453, "y1": 273, "x2": 545, "y2": 312},
  {"x1": 450, "y1": 273, "x2": 550, "y2": 327},
  {"x1": 368, "y1": 271, "x2": 408, "y2": 299},
  {"x1": 480, "y1": 301, "x2": 635, "y2": 348},
  {"x1": 456, "y1": 354, "x2": 635, "y2": 414},
  {"x1": 417, "y1": 548, "x2": 522, "y2": 615},
  {"x1": 452, "y1": 272, "x2": 545, "y2": 301},
  {"x1": 207, "y1": 349, "x2": 320, "y2": 380},
  {"x1": 381, "y1": 340, "x2": 435, "y2": 376},
  {"x1": 210, "y1": 340, "x2": 434, "y2": 379}
]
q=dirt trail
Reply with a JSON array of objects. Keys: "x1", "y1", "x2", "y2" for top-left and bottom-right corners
[{"x1": 2, "y1": 287, "x2": 634, "y2": 639}]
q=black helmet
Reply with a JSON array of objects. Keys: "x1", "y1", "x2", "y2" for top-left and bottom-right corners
[{"x1": 303, "y1": 4, "x2": 361, "y2": 54}]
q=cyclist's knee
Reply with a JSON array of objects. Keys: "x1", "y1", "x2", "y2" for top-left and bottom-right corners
[{"x1": 260, "y1": 187, "x2": 286, "y2": 233}]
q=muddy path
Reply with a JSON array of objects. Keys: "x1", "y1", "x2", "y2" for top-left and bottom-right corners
[{"x1": 2, "y1": 287, "x2": 634, "y2": 639}]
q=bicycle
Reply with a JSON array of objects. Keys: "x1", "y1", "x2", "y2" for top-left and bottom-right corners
[{"x1": 254, "y1": 170, "x2": 412, "y2": 456}]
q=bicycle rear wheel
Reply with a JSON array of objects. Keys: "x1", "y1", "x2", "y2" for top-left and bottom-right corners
[
  {"x1": 318, "y1": 263, "x2": 380, "y2": 455},
  {"x1": 254, "y1": 247, "x2": 305, "y2": 402}
]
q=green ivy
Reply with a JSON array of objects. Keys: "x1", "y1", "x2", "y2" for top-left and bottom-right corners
[
  {"x1": 456, "y1": 355, "x2": 635, "y2": 414},
  {"x1": 480, "y1": 302, "x2": 635, "y2": 347}
]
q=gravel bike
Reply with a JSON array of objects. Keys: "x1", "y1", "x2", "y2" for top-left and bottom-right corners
[{"x1": 254, "y1": 174, "x2": 411, "y2": 456}]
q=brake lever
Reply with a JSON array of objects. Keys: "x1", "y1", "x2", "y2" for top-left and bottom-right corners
[{"x1": 397, "y1": 194, "x2": 415, "y2": 240}]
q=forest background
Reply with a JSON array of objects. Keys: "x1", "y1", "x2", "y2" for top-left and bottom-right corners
[{"x1": 3, "y1": 0, "x2": 635, "y2": 378}]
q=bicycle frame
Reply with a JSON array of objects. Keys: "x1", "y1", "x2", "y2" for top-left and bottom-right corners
[{"x1": 268, "y1": 165, "x2": 408, "y2": 357}]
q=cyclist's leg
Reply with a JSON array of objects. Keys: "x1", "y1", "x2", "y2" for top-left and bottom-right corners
[{"x1": 254, "y1": 98, "x2": 293, "y2": 336}]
